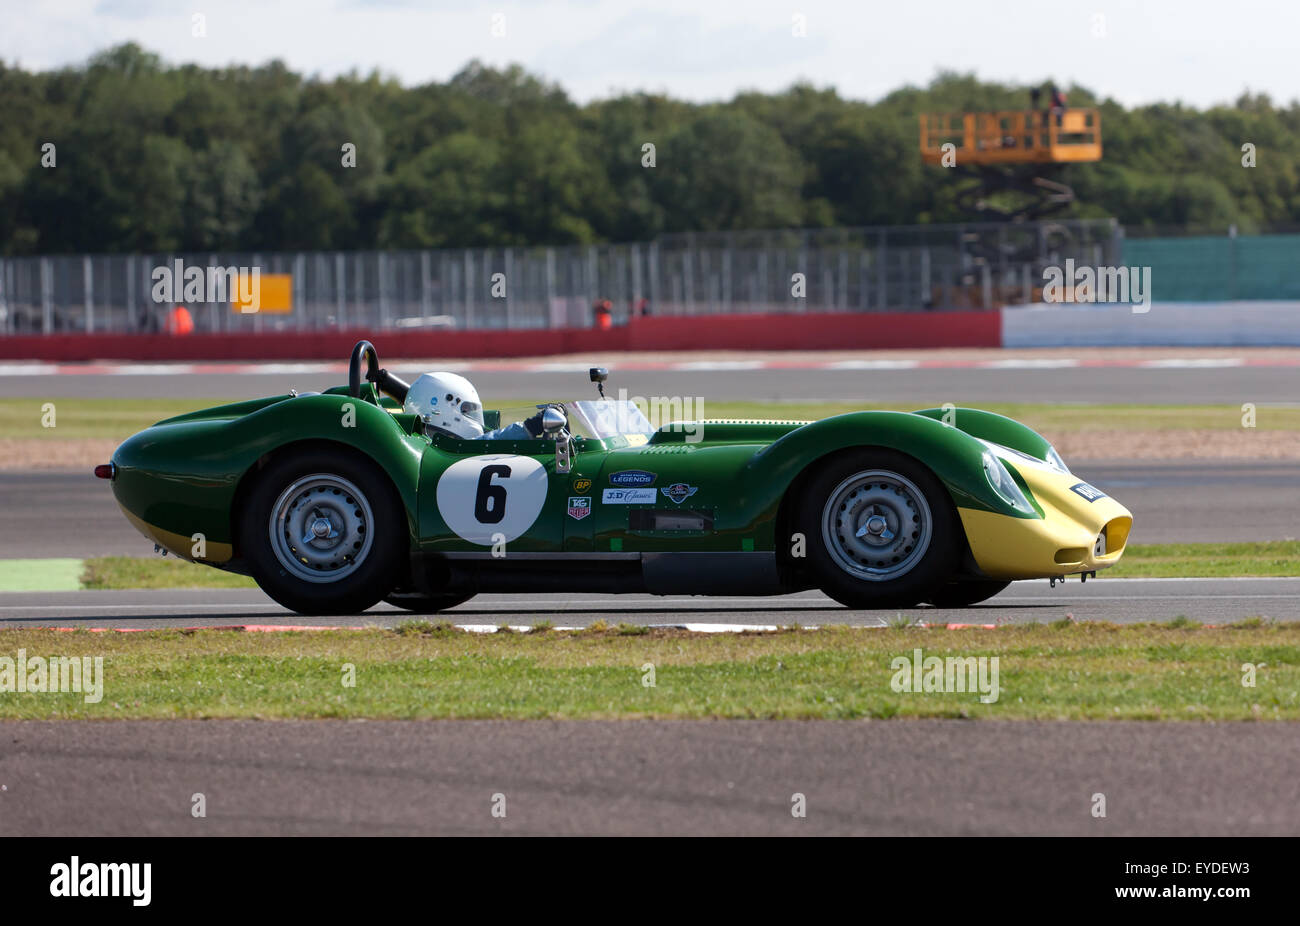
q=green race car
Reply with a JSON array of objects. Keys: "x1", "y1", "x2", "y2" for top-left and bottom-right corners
[{"x1": 98, "y1": 341, "x2": 1132, "y2": 615}]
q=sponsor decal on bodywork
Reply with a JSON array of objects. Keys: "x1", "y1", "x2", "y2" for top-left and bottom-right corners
[
  {"x1": 567, "y1": 496, "x2": 592, "y2": 520},
  {"x1": 571, "y1": 477, "x2": 593, "y2": 493},
  {"x1": 1070, "y1": 482, "x2": 1107, "y2": 502},
  {"x1": 602, "y1": 488, "x2": 657, "y2": 504},
  {"x1": 608, "y1": 470, "x2": 656, "y2": 487},
  {"x1": 661, "y1": 483, "x2": 699, "y2": 504}
]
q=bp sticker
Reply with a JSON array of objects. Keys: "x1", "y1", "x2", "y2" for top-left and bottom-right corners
[{"x1": 436, "y1": 454, "x2": 548, "y2": 544}]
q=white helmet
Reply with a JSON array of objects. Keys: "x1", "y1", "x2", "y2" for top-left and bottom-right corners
[{"x1": 404, "y1": 372, "x2": 485, "y2": 439}]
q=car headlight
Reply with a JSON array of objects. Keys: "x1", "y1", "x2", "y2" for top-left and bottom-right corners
[
  {"x1": 1045, "y1": 445, "x2": 1070, "y2": 474},
  {"x1": 983, "y1": 450, "x2": 1035, "y2": 514}
]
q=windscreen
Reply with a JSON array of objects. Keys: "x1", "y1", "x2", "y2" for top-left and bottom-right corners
[{"x1": 565, "y1": 400, "x2": 655, "y2": 440}]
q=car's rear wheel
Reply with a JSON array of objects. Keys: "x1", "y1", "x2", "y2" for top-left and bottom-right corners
[
  {"x1": 926, "y1": 580, "x2": 1011, "y2": 608},
  {"x1": 239, "y1": 448, "x2": 407, "y2": 615},
  {"x1": 383, "y1": 591, "x2": 475, "y2": 614},
  {"x1": 795, "y1": 449, "x2": 959, "y2": 609}
]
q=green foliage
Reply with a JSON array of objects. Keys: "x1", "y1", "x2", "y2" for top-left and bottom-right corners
[{"x1": 2, "y1": 48, "x2": 1298, "y2": 255}]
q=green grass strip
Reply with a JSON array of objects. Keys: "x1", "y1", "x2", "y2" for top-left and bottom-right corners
[
  {"x1": 0, "y1": 621, "x2": 1294, "y2": 721},
  {"x1": 0, "y1": 558, "x2": 84, "y2": 592},
  {"x1": 1105, "y1": 541, "x2": 1300, "y2": 578}
]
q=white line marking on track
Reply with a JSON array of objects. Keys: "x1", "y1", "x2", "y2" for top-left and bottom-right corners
[
  {"x1": 670, "y1": 360, "x2": 766, "y2": 371},
  {"x1": 824, "y1": 360, "x2": 921, "y2": 370},
  {"x1": 1139, "y1": 358, "x2": 1245, "y2": 368},
  {"x1": 0, "y1": 363, "x2": 59, "y2": 375},
  {"x1": 982, "y1": 359, "x2": 1081, "y2": 369}
]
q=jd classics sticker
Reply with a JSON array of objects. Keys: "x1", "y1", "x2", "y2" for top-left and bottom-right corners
[{"x1": 602, "y1": 488, "x2": 656, "y2": 504}]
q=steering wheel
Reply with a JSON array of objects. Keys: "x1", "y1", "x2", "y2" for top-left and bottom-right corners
[{"x1": 348, "y1": 340, "x2": 411, "y2": 402}]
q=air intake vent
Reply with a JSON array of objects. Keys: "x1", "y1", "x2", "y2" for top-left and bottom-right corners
[{"x1": 628, "y1": 509, "x2": 714, "y2": 532}]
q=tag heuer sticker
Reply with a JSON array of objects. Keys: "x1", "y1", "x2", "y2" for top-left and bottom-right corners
[
  {"x1": 602, "y1": 488, "x2": 656, "y2": 504},
  {"x1": 609, "y1": 470, "x2": 656, "y2": 487},
  {"x1": 567, "y1": 496, "x2": 592, "y2": 520},
  {"x1": 1069, "y1": 482, "x2": 1107, "y2": 502},
  {"x1": 572, "y1": 477, "x2": 593, "y2": 493},
  {"x1": 661, "y1": 483, "x2": 699, "y2": 504}
]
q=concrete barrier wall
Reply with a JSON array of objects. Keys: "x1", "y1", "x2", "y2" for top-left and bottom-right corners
[
  {"x1": 0, "y1": 310, "x2": 1002, "y2": 361},
  {"x1": 1001, "y1": 302, "x2": 1300, "y2": 347}
]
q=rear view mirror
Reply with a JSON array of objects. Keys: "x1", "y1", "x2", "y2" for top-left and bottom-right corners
[{"x1": 589, "y1": 367, "x2": 609, "y2": 399}]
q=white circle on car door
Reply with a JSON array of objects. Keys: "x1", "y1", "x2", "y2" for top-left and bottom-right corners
[{"x1": 435, "y1": 454, "x2": 548, "y2": 544}]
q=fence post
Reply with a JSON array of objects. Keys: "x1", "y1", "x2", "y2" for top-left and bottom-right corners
[
  {"x1": 293, "y1": 253, "x2": 305, "y2": 329},
  {"x1": 420, "y1": 251, "x2": 432, "y2": 321},
  {"x1": 126, "y1": 255, "x2": 137, "y2": 332},
  {"x1": 919, "y1": 247, "x2": 930, "y2": 311},
  {"x1": 876, "y1": 230, "x2": 887, "y2": 310},
  {"x1": 648, "y1": 241, "x2": 660, "y2": 317},
  {"x1": 377, "y1": 252, "x2": 388, "y2": 329},
  {"x1": 82, "y1": 256, "x2": 94, "y2": 333},
  {"x1": 207, "y1": 254, "x2": 219, "y2": 333},
  {"x1": 252, "y1": 253, "x2": 264, "y2": 333},
  {"x1": 354, "y1": 253, "x2": 364, "y2": 327},
  {"x1": 682, "y1": 247, "x2": 694, "y2": 315},
  {"x1": 504, "y1": 248, "x2": 514, "y2": 328},
  {"x1": 463, "y1": 250, "x2": 474, "y2": 328},
  {"x1": 722, "y1": 245, "x2": 732, "y2": 313},
  {"x1": 335, "y1": 253, "x2": 346, "y2": 328},
  {"x1": 628, "y1": 243, "x2": 642, "y2": 319},
  {"x1": 544, "y1": 247, "x2": 556, "y2": 327},
  {"x1": 1228, "y1": 225, "x2": 1239, "y2": 300}
]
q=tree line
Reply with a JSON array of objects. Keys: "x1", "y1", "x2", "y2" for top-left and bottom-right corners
[{"x1": 1, "y1": 42, "x2": 1296, "y2": 256}]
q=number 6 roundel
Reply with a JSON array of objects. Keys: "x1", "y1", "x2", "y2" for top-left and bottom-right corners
[{"x1": 435, "y1": 454, "x2": 548, "y2": 544}]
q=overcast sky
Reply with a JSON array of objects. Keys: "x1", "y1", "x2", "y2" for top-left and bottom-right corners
[{"x1": 2, "y1": 0, "x2": 1296, "y2": 108}]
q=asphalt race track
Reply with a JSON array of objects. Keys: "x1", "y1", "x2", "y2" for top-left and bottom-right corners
[
  {"x1": 2, "y1": 577, "x2": 1298, "y2": 627},
  {"x1": 5, "y1": 459, "x2": 1294, "y2": 562},
  {"x1": 3, "y1": 359, "x2": 1299, "y2": 403},
  {"x1": 3, "y1": 719, "x2": 1297, "y2": 835}
]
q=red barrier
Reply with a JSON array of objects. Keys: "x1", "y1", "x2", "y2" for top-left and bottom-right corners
[{"x1": 0, "y1": 311, "x2": 999, "y2": 361}]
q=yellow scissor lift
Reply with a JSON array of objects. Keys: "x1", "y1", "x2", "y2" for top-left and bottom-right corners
[{"x1": 920, "y1": 108, "x2": 1101, "y2": 219}]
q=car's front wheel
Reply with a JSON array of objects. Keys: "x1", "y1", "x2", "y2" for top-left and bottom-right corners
[
  {"x1": 239, "y1": 448, "x2": 407, "y2": 615},
  {"x1": 795, "y1": 449, "x2": 959, "y2": 609}
]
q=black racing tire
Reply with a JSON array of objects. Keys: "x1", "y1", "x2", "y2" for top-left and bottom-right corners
[
  {"x1": 926, "y1": 580, "x2": 1011, "y2": 608},
  {"x1": 239, "y1": 448, "x2": 408, "y2": 615},
  {"x1": 795, "y1": 448, "x2": 961, "y2": 609},
  {"x1": 383, "y1": 592, "x2": 476, "y2": 614}
]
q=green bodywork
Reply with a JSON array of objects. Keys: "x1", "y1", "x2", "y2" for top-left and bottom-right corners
[{"x1": 110, "y1": 386, "x2": 1052, "y2": 569}]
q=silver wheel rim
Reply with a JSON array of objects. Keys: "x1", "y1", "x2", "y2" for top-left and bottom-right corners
[
  {"x1": 268, "y1": 474, "x2": 375, "y2": 584},
  {"x1": 820, "y1": 469, "x2": 933, "y2": 582}
]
